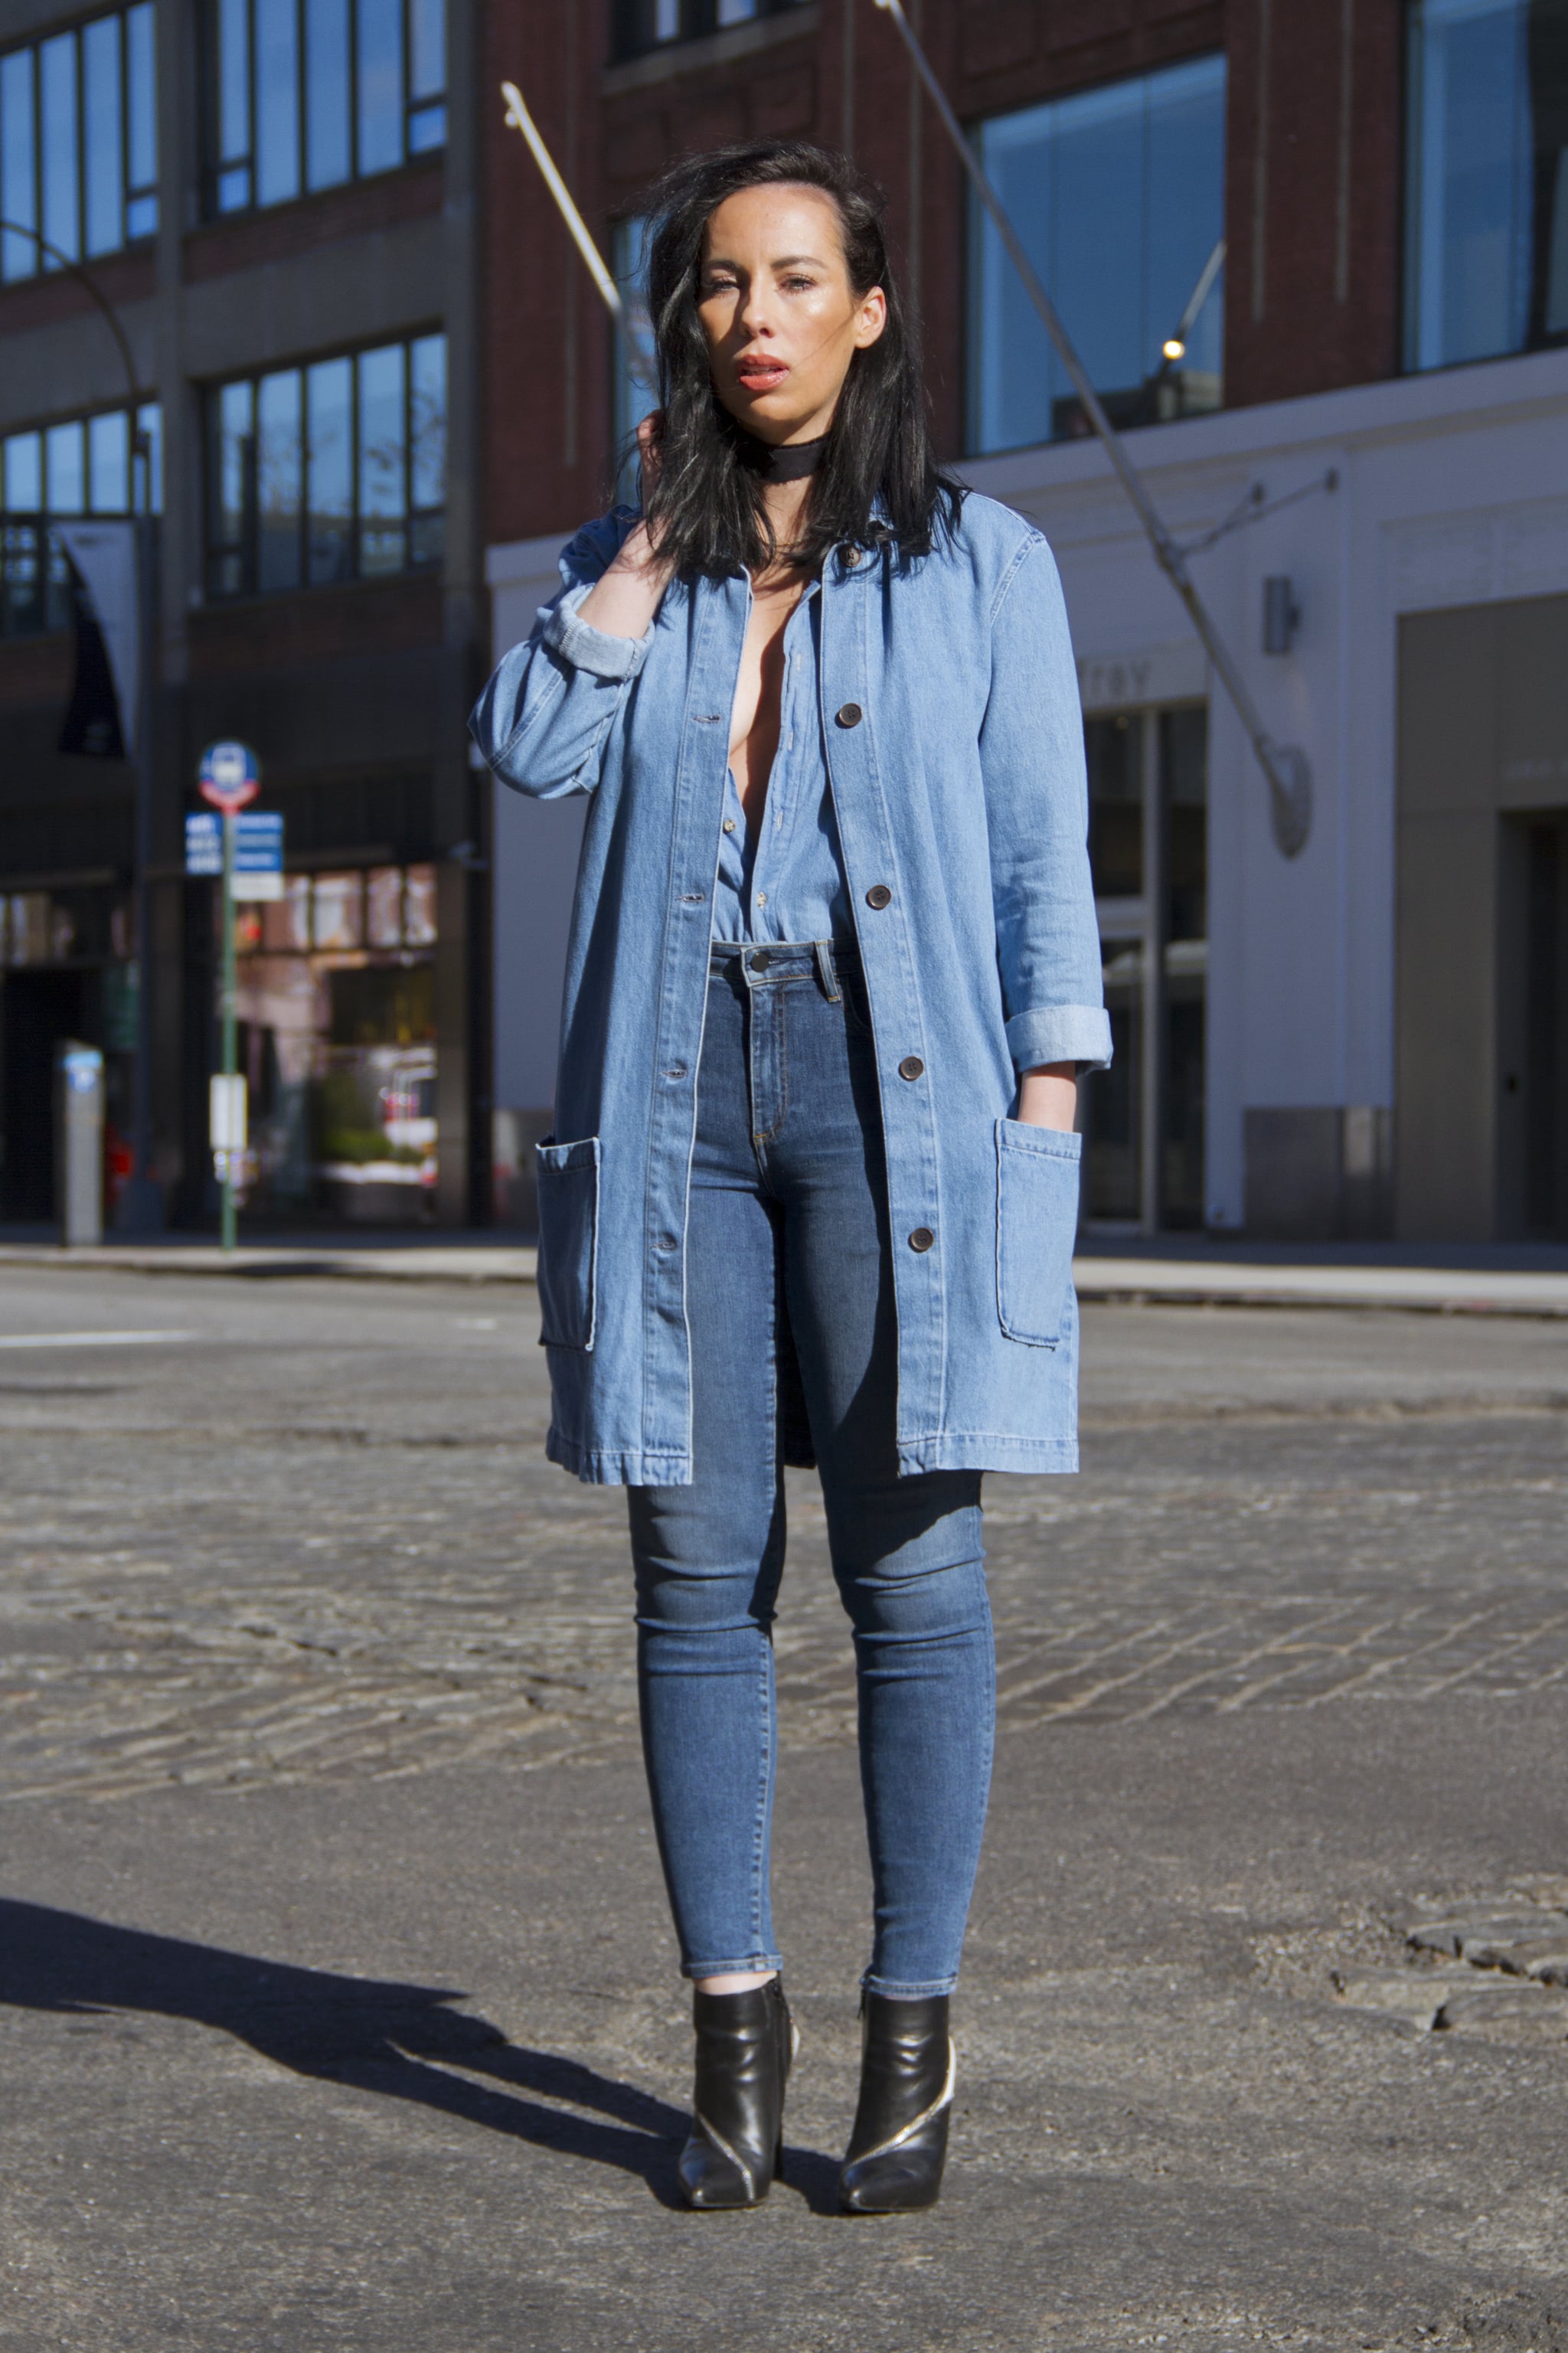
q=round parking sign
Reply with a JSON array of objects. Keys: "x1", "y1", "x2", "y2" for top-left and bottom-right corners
[{"x1": 198, "y1": 740, "x2": 261, "y2": 812}]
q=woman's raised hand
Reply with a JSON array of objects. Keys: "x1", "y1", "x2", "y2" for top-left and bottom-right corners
[{"x1": 577, "y1": 412, "x2": 675, "y2": 640}]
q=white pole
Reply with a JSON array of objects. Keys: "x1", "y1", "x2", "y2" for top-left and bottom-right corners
[{"x1": 500, "y1": 80, "x2": 629, "y2": 330}]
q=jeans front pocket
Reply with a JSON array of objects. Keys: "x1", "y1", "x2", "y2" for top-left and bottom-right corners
[
  {"x1": 535, "y1": 1135, "x2": 601, "y2": 1351},
  {"x1": 995, "y1": 1119, "x2": 1081, "y2": 1348}
]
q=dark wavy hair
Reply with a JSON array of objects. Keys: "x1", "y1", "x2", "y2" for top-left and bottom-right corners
[{"x1": 635, "y1": 140, "x2": 962, "y2": 580}]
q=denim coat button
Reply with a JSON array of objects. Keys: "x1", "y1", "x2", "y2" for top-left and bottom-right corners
[
  {"x1": 835, "y1": 702, "x2": 863, "y2": 728},
  {"x1": 908, "y1": 1227, "x2": 935, "y2": 1252},
  {"x1": 898, "y1": 1056, "x2": 925, "y2": 1080},
  {"x1": 865, "y1": 884, "x2": 892, "y2": 909}
]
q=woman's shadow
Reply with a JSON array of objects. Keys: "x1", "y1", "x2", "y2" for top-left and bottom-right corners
[{"x1": 0, "y1": 1898, "x2": 840, "y2": 2213}]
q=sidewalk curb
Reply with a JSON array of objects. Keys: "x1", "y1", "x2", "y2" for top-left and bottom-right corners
[{"x1": 6, "y1": 1243, "x2": 1568, "y2": 1317}]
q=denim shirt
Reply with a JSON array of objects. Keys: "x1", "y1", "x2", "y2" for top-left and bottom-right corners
[
  {"x1": 711, "y1": 581, "x2": 853, "y2": 946},
  {"x1": 472, "y1": 492, "x2": 1112, "y2": 1487}
]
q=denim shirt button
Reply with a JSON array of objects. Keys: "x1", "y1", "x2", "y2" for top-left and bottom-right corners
[
  {"x1": 836, "y1": 702, "x2": 864, "y2": 728},
  {"x1": 898, "y1": 1056, "x2": 925, "y2": 1081},
  {"x1": 908, "y1": 1227, "x2": 935, "y2": 1252},
  {"x1": 865, "y1": 884, "x2": 892, "y2": 910}
]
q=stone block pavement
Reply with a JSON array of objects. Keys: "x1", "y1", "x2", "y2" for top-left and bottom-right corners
[{"x1": 1, "y1": 1263, "x2": 1566, "y2": 2350}]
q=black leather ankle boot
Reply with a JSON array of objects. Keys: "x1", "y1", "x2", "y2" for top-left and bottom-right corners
[
  {"x1": 678, "y1": 1976, "x2": 795, "y2": 2210},
  {"x1": 838, "y1": 1992, "x2": 954, "y2": 2214}
]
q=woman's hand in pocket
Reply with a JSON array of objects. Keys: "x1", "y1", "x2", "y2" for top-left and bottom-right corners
[{"x1": 1016, "y1": 1061, "x2": 1079, "y2": 1132}]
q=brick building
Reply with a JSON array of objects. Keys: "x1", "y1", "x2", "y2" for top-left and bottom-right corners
[{"x1": 4, "y1": 0, "x2": 1566, "y2": 1238}]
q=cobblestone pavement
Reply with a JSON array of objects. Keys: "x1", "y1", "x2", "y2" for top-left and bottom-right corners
[
  {"x1": 2, "y1": 1267, "x2": 1565, "y2": 1802},
  {"x1": 6, "y1": 1266, "x2": 1568, "y2": 2352}
]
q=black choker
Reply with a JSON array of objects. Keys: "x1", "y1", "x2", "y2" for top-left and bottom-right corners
[{"x1": 737, "y1": 430, "x2": 828, "y2": 483}]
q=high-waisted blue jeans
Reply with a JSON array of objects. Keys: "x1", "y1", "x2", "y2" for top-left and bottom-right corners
[{"x1": 628, "y1": 942, "x2": 995, "y2": 1998}]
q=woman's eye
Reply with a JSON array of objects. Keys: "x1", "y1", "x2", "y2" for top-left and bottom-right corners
[{"x1": 782, "y1": 275, "x2": 816, "y2": 292}]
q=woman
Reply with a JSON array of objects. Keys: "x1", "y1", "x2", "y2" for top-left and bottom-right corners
[{"x1": 472, "y1": 139, "x2": 1109, "y2": 2215}]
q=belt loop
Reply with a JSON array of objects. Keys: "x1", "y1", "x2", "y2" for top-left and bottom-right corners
[{"x1": 814, "y1": 939, "x2": 841, "y2": 1002}]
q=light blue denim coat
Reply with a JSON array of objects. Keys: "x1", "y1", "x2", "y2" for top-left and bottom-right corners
[{"x1": 472, "y1": 491, "x2": 1111, "y2": 1485}]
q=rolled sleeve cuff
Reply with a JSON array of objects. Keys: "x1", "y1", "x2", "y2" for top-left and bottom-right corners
[
  {"x1": 540, "y1": 582, "x2": 652, "y2": 683},
  {"x1": 1006, "y1": 1004, "x2": 1114, "y2": 1074}
]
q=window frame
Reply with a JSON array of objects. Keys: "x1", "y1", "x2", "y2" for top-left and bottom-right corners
[
  {"x1": 198, "y1": 0, "x2": 446, "y2": 220},
  {"x1": 203, "y1": 331, "x2": 446, "y2": 603},
  {"x1": 0, "y1": 3, "x2": 158, "y2": 283}
]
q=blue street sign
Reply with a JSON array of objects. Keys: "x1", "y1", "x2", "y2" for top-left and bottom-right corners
[
  {"x1": 185, "y1": 812, "x2": 221, "y2": 875},
  {"x1": 185, "y1": 810, "x2": 284, "y2": 877}
]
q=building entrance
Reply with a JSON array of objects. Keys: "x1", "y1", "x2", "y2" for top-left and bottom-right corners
[
  {"x1": 1, "y1": 969, "x2": 88, "y2": 1221},
  {"x1": 1499, "y1": 812, "x2": 1568, "y2": 1240},
  {"x1": 1078, "y1": 701, "x2": 1208, "y2": 1232}
]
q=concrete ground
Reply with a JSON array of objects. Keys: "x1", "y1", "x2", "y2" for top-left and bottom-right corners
[{"x1": 1, "y1": 1264, "x2": 1566, "y2": 2351}]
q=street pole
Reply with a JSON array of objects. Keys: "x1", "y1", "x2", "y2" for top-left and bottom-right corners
[
  {"x1": 219, "y1": 809, "x2": 237, "y2": 1254},
  {"x1": 121, "y1": 483, "x2": 162, "y2": 1233}
]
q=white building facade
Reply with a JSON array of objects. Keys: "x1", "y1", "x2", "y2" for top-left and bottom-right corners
[{"x1": 485, "y1": 343, "x2": 1568, "y2": 1244}]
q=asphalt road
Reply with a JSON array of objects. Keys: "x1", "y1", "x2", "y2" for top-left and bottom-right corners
[{"x1": 1, "y1": 1265, "x2": 1566, "y2": 2351}]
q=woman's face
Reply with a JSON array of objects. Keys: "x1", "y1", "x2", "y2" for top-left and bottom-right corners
[{"x1": 696, "y1": 183, "x2": 887, "y2": 445}]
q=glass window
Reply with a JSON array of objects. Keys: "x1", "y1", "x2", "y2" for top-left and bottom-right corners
[
  {"x1": 408, "y1": 332, "x2": 446, "y2": 564},
  {"x1": 306, "y1": 355, "x2": 353, "y2": 583},
  {"x1": 213, "y1": 378, "x2": 255, "y2": 596},
  {"x1": 46, "y1": 421, "x2": 86, "y2": 515},
  {"x1": 205, "y1": 0, "x2": 443, "y2": 214},
  {"x1": 612, "y1": 214, "x2": 657, "y2": 466},
  {"x1": 356, "y1": 0, "x2": 403, "y2": 176},
  {"x1": 1405, "y1": 0, "x2": 1568, "y2": 370},
  {"x1": 2, "y1": 431, "x2": 42, "y2": 511},
  {"x1": 126, "y1": 3, "x2": 156, "y2": 229},
  {"x1": 2, "y1": 48, "x2": 36, "y2": 281},
  {"x1": 968, "y1": 55, "x2": 1227, "y2": 454},
  {"x1": 207, "y1": 335, "x2": 445, "y2": 596},
  {"x1": 83, "y1": 15, "x2": 124, "y2": 257},
  {"x1": 611, "y1": 0, "x2": 806, "y2": 61},
  {"x1": 358, "y1": 341, "x2": 406, "y2": 575},
  {"x1": 1, "y1": 402, "x2": 157, "y2": 639},
  {"x1": 305, "y1": 0, "x2": 351, "y2": 190},
  {"x1": 0, "y1": 11, "x2": 156, "y2": 276},
  {"x1": 256, "y1": 369, "x2": 303, "y2": 591},
  {"x1": 89, "y1": 410, "x2": 129, "y2": 512},
  {"x1": 39, "y1": 32, "x2": 80, "y2": 266},
  {"x1": 256, "y1": 0, "x2": 302, "y2": 206},
  {"x1": 407, "y1": 0, "x2": 444, "y2": 148},
  {"x1": 366, "y1": 866, "x2": 403, "y2": 947}
]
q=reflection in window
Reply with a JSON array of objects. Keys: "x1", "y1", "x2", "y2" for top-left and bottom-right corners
[
  {"x1": 612, "y1": 215, "x2": 657, "y2": 484},
  {"x1": 610, "y1": 0, "x2": 808, "y2": 60},
  {"x1": 0, "y1": 400, "x2": 162, "y2": 639},
  {"x1": 235, "y1": 860, "x2": 439, "y2": 1221},
  {"x1": 0, "y1": 7, "x2": 157, "y2": 281},
  {"x1": 207, "y1": 0, "x2": 445, "y2": 216},
  {"x1": 1080, "y1": 704, "x2": 1209, "y2": 1231},
  {"x1": 1405, "y1": 0, "x2": 1568, "y2": 370},
  {"x1": 968, "y1": 56, "x2": 1227, "y2": 454},
  {"x1": 206, "y1": 335, "x2": 446, "y2": 598}
]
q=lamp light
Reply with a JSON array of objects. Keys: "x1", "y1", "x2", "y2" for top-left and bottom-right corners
[{"x1": 1161, "y1": 337, "x2": 1186, "y2": 361}]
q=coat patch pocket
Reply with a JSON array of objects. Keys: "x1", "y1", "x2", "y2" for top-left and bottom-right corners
[
  {"x1": 534, "y1": 1135, "x2": 601, "y2": 1351},
  {"x1": 995, "y1": 1119, "x2": 1081, "y2": 1348}
]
